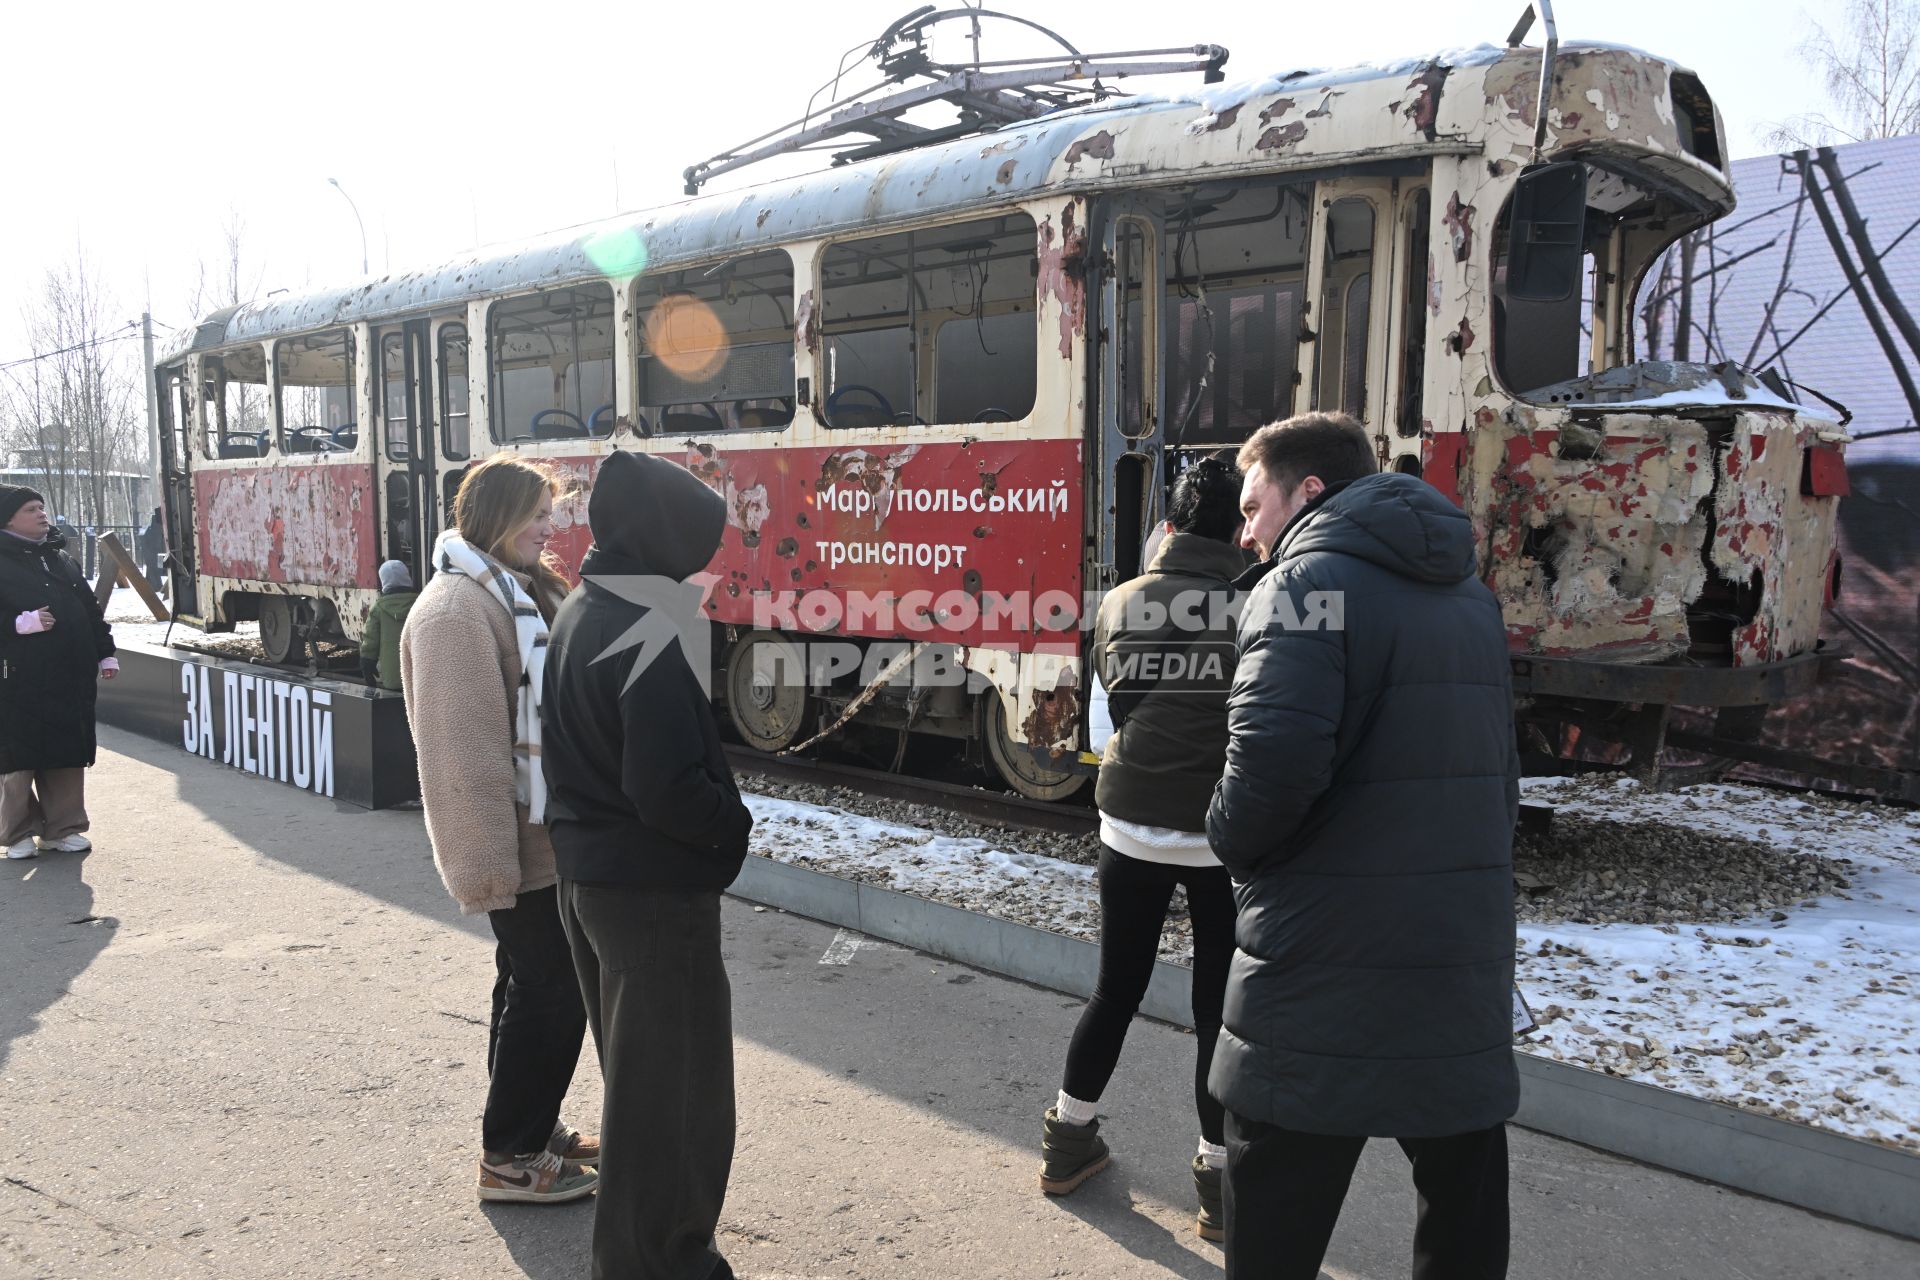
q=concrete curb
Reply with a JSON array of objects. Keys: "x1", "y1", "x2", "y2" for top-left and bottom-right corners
[{"x1": 729, "y1": 853, "x2": 1920, "y2": 1241}]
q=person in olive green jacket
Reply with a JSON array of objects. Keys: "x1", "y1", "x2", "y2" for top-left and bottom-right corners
[{"x1": 360, "y1": 560, "x2": 419, "y2": 691}]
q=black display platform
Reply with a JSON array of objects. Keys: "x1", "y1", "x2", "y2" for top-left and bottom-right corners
[{"x1": 97, "y1": 641, "x2": 420, "y2": 810}]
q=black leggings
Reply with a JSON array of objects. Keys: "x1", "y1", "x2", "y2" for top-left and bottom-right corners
[{"x1": 1062, "y1": 843, "x2": 1236, "y2": 1143}]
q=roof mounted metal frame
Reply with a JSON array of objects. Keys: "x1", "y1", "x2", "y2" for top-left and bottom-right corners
[{"x1": 682, "y1": 6, "x2": 1228, "y2": 195}]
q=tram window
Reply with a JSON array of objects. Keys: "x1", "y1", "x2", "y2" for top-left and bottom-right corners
[
  {"x1": 1396, "y1": 190, "x2": 1432, "y2": 438},
  {"x1": 489, "y1": 283, "x2": 616, "y2": 443},
  {"x1": 205, "y1": 346, "x2": 271, "y2": 458},
  {"x1": 821, "y1": 212, "x2": 1037, "y2": 428},
  {"x1": 1314, "y1": 198, "x2": 1375, "y2": 419},
  {"x1": 1162, "y1": 182, "x2": 1312, "y2": 446},
  {"x1": 935, "y1": 311, "x2": 1035, "y2": 423},
  {"x1": 275, "y1": 329, "x2": 357, "y2": 456},
  {"x1": 1493, "y1": 160, "x2": 1640, "y2": 400},
  {"x1": 636, "y1": 249, "x2": 794, "y2": 435},
  {"x1": 440, "y1": 325, "x2": 471, "y2": 460},
  {"x1": 380, "y1": 333, "x2": 410, "y2": 461}
]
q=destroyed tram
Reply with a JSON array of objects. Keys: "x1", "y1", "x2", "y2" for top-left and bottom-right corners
[{"x1": 154, "y1": 6, "x2": 1848, "y2": 798}]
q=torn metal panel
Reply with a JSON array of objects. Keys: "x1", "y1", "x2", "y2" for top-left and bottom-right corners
[
  {"x1": 1472, "y1": 410, "x2": 1713, "y2": 659},
  {"x1": 1462, "y1": 388, "x2": 1842, "y2": 668}
]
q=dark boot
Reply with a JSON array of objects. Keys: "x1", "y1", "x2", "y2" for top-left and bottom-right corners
[
  {"x1": 1192, "y1": 1156, "x2": 1223, "y2": 1243},
  {"x1": 1039, "y1": 1107, "x2": 1111, "y2": 1195}
]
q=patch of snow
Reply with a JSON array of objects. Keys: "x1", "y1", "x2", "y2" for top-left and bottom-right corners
[{"x1": 1516, "y1": 776, "x2": 1920, "y2": 1151}]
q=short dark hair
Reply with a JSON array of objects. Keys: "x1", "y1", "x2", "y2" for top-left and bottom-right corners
[
  {"x1": 1236, "y1": 413, "x2": 1378, "y2": 492},
  {"x1": 1168, "y1": 454, "x2": 1243, "y2": 543}
]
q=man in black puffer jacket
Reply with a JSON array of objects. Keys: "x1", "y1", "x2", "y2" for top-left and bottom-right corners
[
  {"x1": 1206, "y1": 414, "x2": 1519, "y2": 1279},
  {"x1": 542, "y1": 449, "x2": 753, "y2": 1280}
]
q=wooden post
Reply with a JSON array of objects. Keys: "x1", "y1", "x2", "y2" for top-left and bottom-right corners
[{"x1": 93, "y1": 532, "x2": 170, "y2": 622}]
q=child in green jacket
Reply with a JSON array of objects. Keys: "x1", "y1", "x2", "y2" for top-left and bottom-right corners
[{"x1": 360, "y1": 560, "x2": 419, "y2": 691}]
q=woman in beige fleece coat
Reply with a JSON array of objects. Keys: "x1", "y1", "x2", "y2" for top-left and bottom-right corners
[{"x1": 399, "y1": 453, "x2": 598, "y2": 1206}]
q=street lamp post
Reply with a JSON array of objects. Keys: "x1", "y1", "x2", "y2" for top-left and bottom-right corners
[{"x1": 327, "y1": 178, "x2": 369, "y2": 275}]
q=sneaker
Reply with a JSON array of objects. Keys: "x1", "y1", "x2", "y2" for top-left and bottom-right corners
[
  {"x1": 1038, "y1": 1107, "x2": 1111, "y2": 1195},
  {"x1": 1192, "y1": 1156, "x2": 1224, "y2": 1243},
  {"x1": 477, "y1": 1149, "x2": 598, "y2": 1204},
  {"x1": 34, "y1": 834, "x2": 90, "y2": 854},
  {"x1": 548, "y1": 1121, "x2": 600, "y2": 1166},
  {"x1": 5, "y1": 839, "x2": 35, "y2": 861}
]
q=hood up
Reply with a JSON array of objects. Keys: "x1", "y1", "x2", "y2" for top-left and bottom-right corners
[
  {"x1": 584, "y1": 449, "x2": 727, "y2": 581},
  {"x1": 1280, "y1": 472, "x2": 1478, "y2": 585}
]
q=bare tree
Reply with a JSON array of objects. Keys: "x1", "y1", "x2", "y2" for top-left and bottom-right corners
[
  {"x1": 185, "y1": 208, "x2": 270, "y2": 440},
  {"x1": 0, "y1": 247, "x2": 144, "y2": 533},
  {"x1": 1765, "y1": 0, "x2": 1920, "y2": 148},
  {"x1": 186, "y1": 207, "x2": 267, "y2": 324}
]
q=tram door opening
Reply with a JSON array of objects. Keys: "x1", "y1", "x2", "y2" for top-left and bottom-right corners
[
  {"x1": 377, "y1": 319, "x2": 447, "y2": 586},
  {"x1": 155, "y1": 364, "x2": 199, "y2": 610},
  {"x1": 1093, "y1": 201, "x2": 1164, "y2": 590}
]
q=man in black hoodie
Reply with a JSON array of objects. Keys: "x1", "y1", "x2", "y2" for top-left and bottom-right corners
[
  {"x1": 1206, "y1": 414, "x2": 1520, "y2": 1279},
  {"x1": 542, "y1": 449, "x2": 753, "y2": 1280}
]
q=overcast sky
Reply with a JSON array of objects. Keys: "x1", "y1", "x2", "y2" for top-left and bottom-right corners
[{"x1": 0, "y1": 0, "x2": 1844, "y2": 370}]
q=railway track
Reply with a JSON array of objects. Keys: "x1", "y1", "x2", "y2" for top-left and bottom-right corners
[{"x1": 723, "y1": 745, "x2": 1099, "y2": 837}]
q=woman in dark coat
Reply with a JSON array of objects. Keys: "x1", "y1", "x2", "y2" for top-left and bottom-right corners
[{"x1": 0, "y1": 485, "x2": 117, "y2": 860}]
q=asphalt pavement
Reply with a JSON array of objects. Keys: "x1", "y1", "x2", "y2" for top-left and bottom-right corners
[{"x1": 1, "y1": 727, "x2": 1914, "y2": 1278}]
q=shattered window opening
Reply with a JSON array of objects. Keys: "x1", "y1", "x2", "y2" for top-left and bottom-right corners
[
  {"x1": 274, "y1": 329, "x2": 356, "y2": 456},
  {"x1": 488, "y1": 283, "x2": 617, "y2": 443},
  {"x1": 1493, "y1": 161, "x2": 1659, "y2": 402},
  {"x1": 204, "y1": 345, "x2": 271, "y2": 459},
  {"x1": 1162, "y1": 181, "x2": 1312, "y2": 447},
  {"x1": 636, "y1": 249, "x2": 795, "y2": 435},
  {"x1": 820, "y1": 213, "x2": 1037, "y2": 428}
]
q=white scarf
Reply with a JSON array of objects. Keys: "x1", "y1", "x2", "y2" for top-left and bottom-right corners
[{"x1": 431, "y1": 530, "x2": 550, "y2": 824}]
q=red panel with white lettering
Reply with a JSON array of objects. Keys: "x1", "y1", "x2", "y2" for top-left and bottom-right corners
[{"x1": 539, "y1": 440, "x2": 1085, "y2": 652}]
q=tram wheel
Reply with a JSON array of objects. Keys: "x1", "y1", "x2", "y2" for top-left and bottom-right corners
[
  {"x1": 982, "y1": 691, "x2": 1086, "y2": 802},
  {"x1": 724, "y1": 632, "x2": 813, "y2": 753},
  {"x1": 259, "y1": 596, "x2": 309, "y2": 665}
]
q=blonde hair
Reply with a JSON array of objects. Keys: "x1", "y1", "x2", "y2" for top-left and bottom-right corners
[{"x1": 451, "y1": 452, "x2": 571, "y2": 620}]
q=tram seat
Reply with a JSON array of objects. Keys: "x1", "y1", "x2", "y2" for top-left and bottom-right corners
[
  {"x1": 661, "y1": 405, "x2": 726, "y2": 435},
  {"x1": 588, "y1": 403, "x2": 616, "y2": 435},
  {"x1": 737, "y1": 401, "x2": 794, "y2": 431},
  {"x1": 218, "y1": 432, "x2": 268, "y2": 459},
  {"x1": 825, "y1": 406, "x2": 891, "y2": 430},
  {"x1": 331, "y1": 425, "x2": 359, "y2": 451},
  {"x1": 531, "y1": 410, "x2": 588, "y2": 440}
]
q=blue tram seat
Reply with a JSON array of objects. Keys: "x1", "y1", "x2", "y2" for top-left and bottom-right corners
[{"x1": 531, "y1": 409, "x2": 588, "y2": 440}]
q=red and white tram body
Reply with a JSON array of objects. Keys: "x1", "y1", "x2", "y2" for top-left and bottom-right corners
[{"x1": 156, "y1": 41, "x2": 1847, "y2": 797}]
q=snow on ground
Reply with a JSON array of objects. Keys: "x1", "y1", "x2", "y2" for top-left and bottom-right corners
[
  {"x1": 1514, "y1": 776, "x2": 1920, "y2": 1151},
  {"x1": 745, "y1": 777, "x2": 1920, "y2": 1153},
  {"x1": 104, "y1": 590, "x2": 267, "y2": 658},
  {"x1": 744, "y1": 793, "x2": 1109, "y2": 945}
]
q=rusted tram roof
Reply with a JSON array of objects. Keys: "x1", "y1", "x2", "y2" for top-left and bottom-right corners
[{"x1": 163, "y1": 39, "x2": 1722, "y2": 363}]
